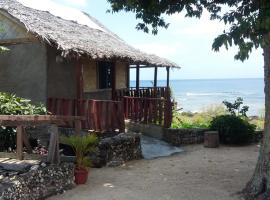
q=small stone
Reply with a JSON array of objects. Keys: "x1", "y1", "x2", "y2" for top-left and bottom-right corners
[
  {"x1": 30, "y1": 165, "x2": 39, "y2": 171},
  {"x1": 41, "y1": 163, "x2": 46, "y2": 167}
]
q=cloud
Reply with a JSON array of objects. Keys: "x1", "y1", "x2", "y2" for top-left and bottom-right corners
[
  {"x1": 134, "y1": 43, "x2": 181, "y2": 58},
  {"x1": 61, "y1": 0, "x2": 87, "y2": 6},
  {"x1": 167, "y1": 12, "x2": 227, "y2": 37}
]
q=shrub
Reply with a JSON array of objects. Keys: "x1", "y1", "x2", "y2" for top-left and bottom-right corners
[
  {"x1": 223, "y1": 97, "x2": 249, "y2": 117},
  {"x1": 210, "y1": 115, "x2": 256, "y2": 144},
  {"x1": 0, "y1": 92, "x2": 46, "y2": 115},
  {"x1": 0, "y1": 92, "x2": 47, "y2": 151},
  {"x1": 171, "y1": 104, "x2": 226, "y2": 129}
]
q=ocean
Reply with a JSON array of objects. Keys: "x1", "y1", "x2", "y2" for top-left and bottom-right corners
[{"x1": 130, "y1": 78, "x2": 264, "y2": 116}]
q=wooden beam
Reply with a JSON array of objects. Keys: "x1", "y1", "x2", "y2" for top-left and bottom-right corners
[
  {"x1": 0, "y1": 115, "x2": 85, "y2": 126},
  {"x1": 111, "y1": 62, "x2": 116, "y2": 100},
  {"x1": 0, "y1": 38, "x2": 38, "y2": 45},
  {"x1": 16, "y1": 126, "x2": 23, "y2": 160},
  {"x1": 126, "y1": 64, "x2": 130, "y2": 88},
  {"x1": 154, "y1": 66, "x2": 158, "y2": 88},
  {"x1": 136, "y1": 64, "x2": 140, "y2": 95},
  {"x1": 129, "y1": 65, "x2": 165, "y2": 69}
]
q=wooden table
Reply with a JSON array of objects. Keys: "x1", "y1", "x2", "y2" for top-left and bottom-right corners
[{"x1": 0, "y1": 115, "x2": 85, "y2": 163}]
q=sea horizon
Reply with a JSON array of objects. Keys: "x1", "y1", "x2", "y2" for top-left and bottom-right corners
[
  {"x1": 130, "y1": 77, "x2": 263, "y2": 81},
  {"x1": 130, "y1": 78, "x2": 265, "y2": 116}
]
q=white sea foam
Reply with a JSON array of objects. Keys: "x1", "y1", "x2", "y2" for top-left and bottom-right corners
[{"x1": 186, "y1": 92, "x2": 227, "y2": 96}]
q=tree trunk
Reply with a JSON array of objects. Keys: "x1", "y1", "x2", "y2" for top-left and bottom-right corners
[{"x1": 243, "y1": 36, "x2": 270, "y2": 200}]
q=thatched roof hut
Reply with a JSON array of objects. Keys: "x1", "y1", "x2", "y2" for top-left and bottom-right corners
[{"x1": 0, "y1": 0, "x2": 179, "y2": 68}]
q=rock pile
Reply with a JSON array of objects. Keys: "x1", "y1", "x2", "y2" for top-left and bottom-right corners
[
  {"x1": 0, "y1": 161, "x2": 74, "y2": 200},
  {"x1": 93, "y1": 132, "x2": 143, "y2": 167}
]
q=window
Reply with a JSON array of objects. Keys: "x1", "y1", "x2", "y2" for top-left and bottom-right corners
[{"x1": 98, "y1": 61, "x2": 113, "y2": 89}]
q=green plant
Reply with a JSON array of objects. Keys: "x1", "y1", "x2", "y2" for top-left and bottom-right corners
[
  {"x1": 210, "y1": 115, "x2": 256, "y2": 144},
  {"x1": 61, "y1": 134, "x2": 98, "y2": 169},
  {"x1": 0, "y1": 92, "x2": 46, "y2": 151},
  {"x1": 171, "y1": 104, "x2": 226, "y2": 129},
  {"x1": 0, "y1": 92, "x2": 46, "y2": 115},
  {"x1": 223, "y1": 97, "x2": 249, "y2": 117}
]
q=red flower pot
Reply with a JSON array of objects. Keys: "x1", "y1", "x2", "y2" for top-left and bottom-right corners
[{"x1": 74, "y1": 168, "x2": 89, "y2": 184}]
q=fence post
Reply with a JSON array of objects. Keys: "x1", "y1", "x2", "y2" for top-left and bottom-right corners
[
  {"x1": 47, "y1": 124, "x2": 60, "y2": 165},
  {"x1": 16, "y1": 125, "x2": 23, "y2": 160}
]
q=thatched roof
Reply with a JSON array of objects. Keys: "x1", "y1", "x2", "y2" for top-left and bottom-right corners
[{"x1": 0, "y1": 0, "x2": 179, "y2": 68}]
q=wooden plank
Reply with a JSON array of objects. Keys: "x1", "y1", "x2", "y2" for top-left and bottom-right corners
[
  {"x1": 100, "y1": 101, "x2": 107, "y2": 131},
  {"x1": 118, "y1": 102, "x2": 125, "y2": 132},
  {"x1": 143, "y1": 98, "x2": 148, "y2": 123},
  {"x1": 47, "y1": 124, "x2": 60, "y2": 164},
  {"x1": 158, "y1": 100, "x2": 163, "y2": 125},
  {"x1": 74, "y1": 119, "x2": 82, "y2": 135},
  {"x1": 0, "y1": 115, "x2": 85, "y2": 126},
  {"x1": 16, "y1": 126, "x2": 23, "y2": 160},
  {"x1": 107, "y1": 102, "x2": 112, "y2": 131},
  {"x1": 153, "y1": 99, "x2": 158, "y2": 124}
]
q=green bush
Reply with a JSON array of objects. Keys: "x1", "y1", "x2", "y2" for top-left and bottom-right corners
[
  {"x1": 210, "y1": 115, "x2": 256, "y2": 144},
  {"x1": 171, "y1": 104, "x2": 226, "y2": 129},
  {"x1": 0, "y1": 92, "x2": 46, "y2": 115},
  {"x1": 0, "y1": 92, "x2": 47, "y2": 151}
]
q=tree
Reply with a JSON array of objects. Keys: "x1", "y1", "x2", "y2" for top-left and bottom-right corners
[{"x1": 107, "y1": 0, "x2": 270, "y2": 199}]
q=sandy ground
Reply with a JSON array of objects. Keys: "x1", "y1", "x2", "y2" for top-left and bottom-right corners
[{"x1": 50, "y1": 144, "x2": 259, "y2": 200}]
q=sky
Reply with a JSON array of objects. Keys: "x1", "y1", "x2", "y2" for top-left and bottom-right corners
[{"x1": 30, "y1": 0, "x2": 265, "y2": 80}]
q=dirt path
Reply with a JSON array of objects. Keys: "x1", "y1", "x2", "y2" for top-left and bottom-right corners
[{"x1": 50, "y1": 144, "x2": 259, "y2": 200}]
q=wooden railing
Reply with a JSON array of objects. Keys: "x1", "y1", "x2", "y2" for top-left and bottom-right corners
[
  {"x1": 123, "y1": 96, "x2": 173, "y2": 128},
  {"x1": 47, "y1": 98, "x2": 125, "y2": 133},
  {"x1": 114, "y1": 87, "x2": 170, "y2": 100}
]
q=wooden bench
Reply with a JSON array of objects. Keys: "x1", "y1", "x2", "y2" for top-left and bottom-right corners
[{"x1": 0, "y1": 115, "x2": 85, "y2": 164}]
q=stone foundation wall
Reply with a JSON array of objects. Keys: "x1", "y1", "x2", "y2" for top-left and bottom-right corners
[
  {"x1": 0, "y1": 163, "x2": 74, "y2": 200},
  {"x1": 163, "y1": 128, "x2": 209, "y2": 146},
  {"x1": 94, "y1": 132, "x2": 142, "y2": 167}
]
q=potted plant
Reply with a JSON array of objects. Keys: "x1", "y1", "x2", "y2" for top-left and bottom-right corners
[{"x1": 61, "y1": 134, "x2": 98, "y2": 184}]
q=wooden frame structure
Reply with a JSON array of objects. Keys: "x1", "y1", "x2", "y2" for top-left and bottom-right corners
[{"x1": 0, "y1": 115, "x2": 84, "y2": 163}]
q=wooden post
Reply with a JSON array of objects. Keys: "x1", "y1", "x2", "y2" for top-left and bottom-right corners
[
  {"x1": 154, "y1": 66, "x2": 158, "y2": 97},
  {"x1": 111, "y1": 63, "x2": 116, "y2": 100},
  {"x1": 47, "y1": 124, "x2": 60, "y2": 165},
  {"x1": 22, "y1": 128, "x2": 32, "y2": 154},
  {"x1": 166, "y1": 66, "x2": 170, "y2": 88},
  {"x1": 154, "y1": 66, "x2": 158, "y2": 88},
  {"x1": 16, "y1": 125, "x2": 23, "y2": 160},
  {"x1": 136, "y1": 64, "x2": 140, "y2": 96},
  {"x1": 76, "y1": 62, "x2": 84, "y2": 100},
  {"x1": 126, "y1": 64, "x2": 130, "y2": 88}
]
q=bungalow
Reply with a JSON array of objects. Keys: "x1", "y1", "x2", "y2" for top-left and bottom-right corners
[{"x1": 0, "y1": 0, "x2": 179, "y2": 132}]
